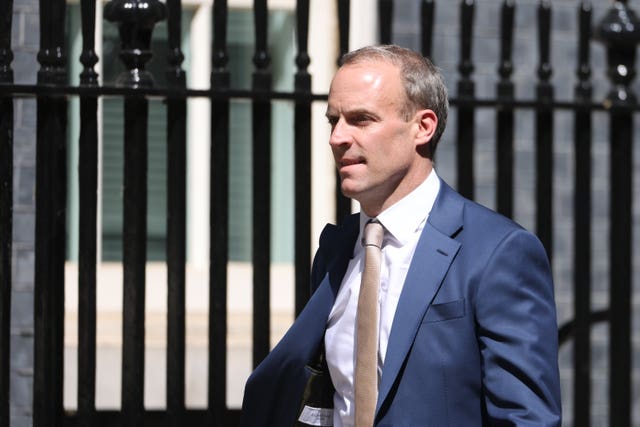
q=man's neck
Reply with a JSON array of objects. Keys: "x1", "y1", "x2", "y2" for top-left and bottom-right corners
[{"x1": 360, "y1": 164, "x2": 433, "y2": 217}]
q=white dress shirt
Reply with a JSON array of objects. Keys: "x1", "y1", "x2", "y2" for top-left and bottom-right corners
[{"x1": 324, "y1": 170, "x2": 440, "y2": 427}]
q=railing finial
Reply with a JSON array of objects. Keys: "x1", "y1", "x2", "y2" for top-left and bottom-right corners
[
  {"x1": 595, "y1": 0, "x2": 640, "y2": 106},
  {"x1": 104, "y1": 0, "x2": 166, "y2": 88},
  {"x1": 0, "y1": 0, "x2": 13, "y2": 84},
  {"x1": 79, "y1": 0, "x2": 99, "y2": 86}
]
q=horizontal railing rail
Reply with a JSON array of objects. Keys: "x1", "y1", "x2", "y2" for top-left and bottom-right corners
[{"x1": 2, "y1": 83, "x2": 637, "y2": 111}]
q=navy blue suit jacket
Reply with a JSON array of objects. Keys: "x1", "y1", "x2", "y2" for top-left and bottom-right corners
[{"x1": 241, "y1": 180, "x2": 562, "y2": 426}]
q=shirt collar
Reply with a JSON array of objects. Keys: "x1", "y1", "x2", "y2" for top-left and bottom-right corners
[{"x1": 359, "y1": 169, "x2": 440, "y2": 246}]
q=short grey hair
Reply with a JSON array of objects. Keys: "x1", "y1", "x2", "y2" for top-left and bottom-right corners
[{"x1": 340, "y1": 45, "x2": 449, "y2": 159}]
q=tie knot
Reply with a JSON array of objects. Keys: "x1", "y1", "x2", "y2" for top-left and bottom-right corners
[{"x1": 362, "y1": 220, "x2": 384, "y2": 249}]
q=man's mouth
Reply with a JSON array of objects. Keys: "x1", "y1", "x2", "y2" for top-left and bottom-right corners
[{"x1": 340, "y1": 157, "x2": 364, "y2": 167}]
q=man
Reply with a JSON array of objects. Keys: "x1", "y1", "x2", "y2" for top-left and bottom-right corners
[{"x1": 241, "y1": 45, "x2": 561, "y2": 426}]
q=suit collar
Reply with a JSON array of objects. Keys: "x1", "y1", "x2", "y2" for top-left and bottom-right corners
[
  {"x1": 426, "y1": 178, "x2": 464, "y2": 237},
  {"x1": 376, "y1": 179, "x2": 464, "y2": 415}
]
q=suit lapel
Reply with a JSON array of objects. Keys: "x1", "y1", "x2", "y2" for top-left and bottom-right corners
[
  {"x1": 322, "y1": 214, "x2": 360, "y2": 298},
  {"x1": 376, "y1": 181, "x2": 464, "y2": 413},
  {"x1": 271, "y1": 215, "x2": 360, "y2": 366},
  {"x1": 297, "y1": 214, "x2": 359, "y2": 344}
]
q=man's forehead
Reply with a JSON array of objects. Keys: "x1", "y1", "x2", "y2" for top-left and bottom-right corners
[
  {"x1": 333, "y1": 60, "x2": 398, "y2": 83},
  {"x1": 328, "y1": 65, "x2": 401, "y2": 110},
  {"x1": 331, "y1": 63, "x2": 396, "y2": 94}
]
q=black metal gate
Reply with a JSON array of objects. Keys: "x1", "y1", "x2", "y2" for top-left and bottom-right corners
[{"x1": 0, "y1": 0, "x2": 639, "y2": 426}]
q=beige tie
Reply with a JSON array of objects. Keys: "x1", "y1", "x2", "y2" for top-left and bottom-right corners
[{"x1": 354, "y1": 220, "x2": 384, "y2": 427}]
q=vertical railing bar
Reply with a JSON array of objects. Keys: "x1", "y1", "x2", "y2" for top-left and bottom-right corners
[
  {"x1": 165, "y1": 0, "x2": 187, "y2": 425},
  {"x1": 421, "y1": 0, "x2": 435, "y2": 59},
  {"x1": 455, "y1": 0, "x2": 475, "y2": 199},
  {"x1": 0, "y1": 0, "x2": 13, "y2": 425},
  {"x1": 120, "y1": 95, "x2": 148, "y2": 427},
  {"x1": 535, "y1": 0, "x2": 553, "y2": 260},
  {"x1": 103, "y1": 2, "x2": 166, "y2": 426},
  {"x1": 209, "y1": 0, "x2": 229, "y2": 422},
  {"x1": 607, "y1": 107, "x2": 633, "y2": 427},
  {"x1": 496, "y1": 0, "x2": 515, "y2": 218},
  {"x1": 34, "y1": 1, "x2": 68, "y2": 426},
  {"x1": 335, "y1": 0, "x2": 351, "y2": 224},
  {"x1": 378, "y1": 0, "x2": 393, "y2": 44},
  {"x1": 77, "y1": 0, "x2": 100, "y2": 425},
  {"x1": 294, "y1": 0, "x2": 312, "y2": 316},
  {"x1": 34, "y1": 97, "x2": 53, "y2": 427},
  {"x1": 594, "y1": 2, "x2": 639, "y2": 425},
  {"x1": 50, "y1": 4, "x2": 69, "y2": 425},
  {"x1": 252, "y1": 0, "x2": 272, "y2": 368},
  {"x1": 573, "y1": 2, "x2": 592, "y2": 426},
  {"x1": 337, "y1": 0, "x2": 350, "y2": 63}
]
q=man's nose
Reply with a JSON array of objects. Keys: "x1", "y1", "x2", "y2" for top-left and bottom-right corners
[{"x1": 329, "y1": 119, "x2": 351, "y2": 147}]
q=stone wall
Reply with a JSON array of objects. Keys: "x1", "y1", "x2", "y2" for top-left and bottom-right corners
[{"x1": 10, "y1": 0, "x2": 38, "y2": 426}]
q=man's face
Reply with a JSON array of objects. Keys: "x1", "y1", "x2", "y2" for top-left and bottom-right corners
[{"x1": 326, "y1": 60, "x2": 432, "y2": 215}]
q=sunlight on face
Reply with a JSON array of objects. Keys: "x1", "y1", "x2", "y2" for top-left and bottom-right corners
[{"x1": 326, "y1": 61, "x2": 433, "y2": 216}]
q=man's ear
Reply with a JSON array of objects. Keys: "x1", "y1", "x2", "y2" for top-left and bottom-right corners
[{"x1": 415, "y1": 109, "x2": 438, "y2": 147}]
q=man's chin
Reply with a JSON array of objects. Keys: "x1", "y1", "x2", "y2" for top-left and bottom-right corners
[
  {"x1": 339, "y1": 182, "x2": 359, "y2": 199},
  {"x1": 341, "y1": 185, "x2": 371, "y2": 208}
]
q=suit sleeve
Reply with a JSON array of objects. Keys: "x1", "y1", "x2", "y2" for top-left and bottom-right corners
[{"x1": 475, "y1": 228, "x2": 562, "y2": 427}]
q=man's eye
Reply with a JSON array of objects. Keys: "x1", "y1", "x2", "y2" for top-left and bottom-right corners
[{"x1": 353, "y1": 115, "x2": 371, "y2": 125}]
